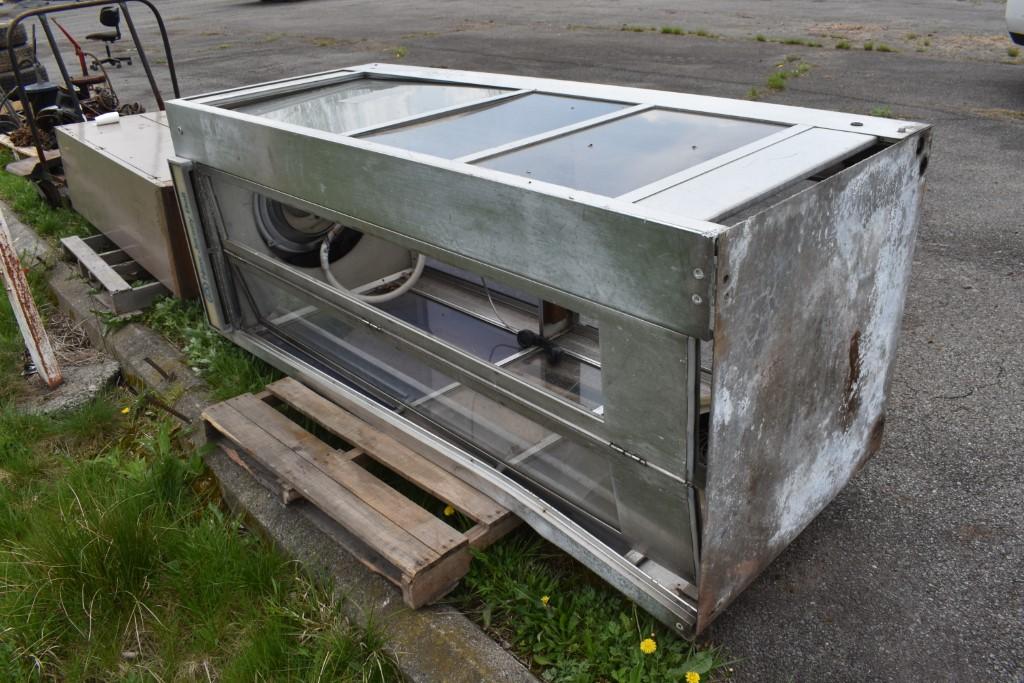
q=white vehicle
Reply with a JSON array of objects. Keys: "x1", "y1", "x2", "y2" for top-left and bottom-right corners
[{"x1": 1009, "y1": 0, "x2": 1024, "y2": 45}]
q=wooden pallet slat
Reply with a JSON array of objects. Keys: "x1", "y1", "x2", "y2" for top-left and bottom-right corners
[
  {"x1": 230, "y1": 394, "x2": 467, "y2": 555},
  {"x1": 267, "y1": 377, "x2": 510, "y2": 525},
  {"x1": 204, "y1": 401, "x2": 442, "y2": 576},
  {"x1": 203, "y1": 380, "x2": 517, "y2": 608}
]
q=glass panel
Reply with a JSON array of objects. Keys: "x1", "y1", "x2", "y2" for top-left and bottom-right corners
[
  {"x1": 377, "y1": 294, "x2": 521, "y2": 363},
  {"x1": 233, "y1": 78, "x2": 507, "y2": 135},
  {"x1": 232, "y1": 261, "x2": 619, "y2": 527},
  {"x1": 477, "y1": 108, "x2": 786, "y2": 196},
  {"x1": 362, "y1": 94, "x2": 626, "y2": 159},
  {"x1": 504, "y1": 350, "x2": 603, "y2": 411},
  {"x1": 410, "y1": 386, "x2": 618, "y2": 526}
]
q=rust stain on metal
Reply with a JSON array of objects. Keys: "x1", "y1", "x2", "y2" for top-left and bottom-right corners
[
  {"x1": 0, "y1": 208, "x2": 62, "y2": 388},
  {"x1": 841, "y1": 329, "x2": 863, "y2": 429},
  {"x1": 856, "y1": 414, "x2": 887, "y2": 473}
]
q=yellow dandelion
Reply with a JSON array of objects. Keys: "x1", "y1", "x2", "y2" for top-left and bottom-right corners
[
  {"x1": 686, "y1": 672, "x2": 700, "y2": 683},
  {"x1": 443, "y1": 504, "x2": 455, "y2": 517},
  {"x1": 639, "y1": 637, "x2": 657, "y2": 655},
  {"x1": 120, "y1": 406, "x2": 130, "y2": 414},
  {"x1": 540, "y1": 595, "x2": 550, "y2": 606}
]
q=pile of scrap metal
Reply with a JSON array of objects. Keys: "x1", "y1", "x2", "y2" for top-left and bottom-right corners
[{"x1": 1, "y1": 0, "x2": 178, "y2": 206}]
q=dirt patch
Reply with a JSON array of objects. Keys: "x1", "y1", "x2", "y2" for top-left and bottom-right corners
[
  {"x1": 811, "y1": 23, "x2": 889, "y2": 41},
  {"x1": 973, "y1": 108, "x2": 1024, "y2": 122},
  {"x1": 809, "y1": 23, "x2": 1018, "y2": 63}
]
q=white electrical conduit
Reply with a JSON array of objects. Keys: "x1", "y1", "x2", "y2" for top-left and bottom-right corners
[{"x1": 320, "y1": 226, "x2": 426, "y2": 304}]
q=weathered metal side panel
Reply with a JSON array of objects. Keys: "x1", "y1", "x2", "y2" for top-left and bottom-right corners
[{"x1": 697, "y1": 134, "x2": 929, "y2": 631}]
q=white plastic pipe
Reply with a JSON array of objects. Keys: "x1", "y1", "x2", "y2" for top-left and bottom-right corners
[{"x1": 320, "y1": 226, "x2": 425, "y2": 304}]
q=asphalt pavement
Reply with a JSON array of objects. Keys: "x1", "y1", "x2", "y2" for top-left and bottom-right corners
[{"x1": 36, "y1": 1, "x2": 1024, "y2": 680}]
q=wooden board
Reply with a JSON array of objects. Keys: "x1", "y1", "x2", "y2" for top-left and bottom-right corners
[
  {"x1": 267, "y1": 377, "x2": 516, "y2": 536},
  {"x1": 203, "y1": 378, "x2": 520, "y2": 607}
]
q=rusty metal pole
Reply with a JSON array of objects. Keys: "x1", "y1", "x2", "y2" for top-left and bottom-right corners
[{"x1": 0, "y1": 208, "x2": 62, "y2": 388}]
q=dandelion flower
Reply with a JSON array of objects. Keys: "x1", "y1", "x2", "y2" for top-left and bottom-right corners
[
  {"x1": 639, "y1": 637, "x2": 657, "y2": 655},
  {"x1": 443, "y1": 504, "x2": 455, "y2": 517},
  {"x1": 120, "y1": 406, "x2": 130, "y2": 414},
  {"x1": 686, "y1": 672, "x2": 701, "y2": 683},
  {"x1": 540, "y1": 595, "x2": 550, "y2": 606}
]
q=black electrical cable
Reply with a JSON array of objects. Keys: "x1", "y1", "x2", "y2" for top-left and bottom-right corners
[{"x1": 515, "y1": 329, "x2": 563, "y2": 365}]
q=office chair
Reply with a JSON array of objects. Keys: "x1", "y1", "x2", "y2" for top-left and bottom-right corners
[{"x1": 86, "y1": 6, "x2": 132, "y2": 69}]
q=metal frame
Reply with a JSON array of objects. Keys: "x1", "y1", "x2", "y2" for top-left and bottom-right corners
[
  {"x1": 6, "y1": 0, "x2": 180, "y2": 170},
  {"x1": 167, "y1": 65, "x2": 929, "y2": 636},
  {"x1": 166, "y1": 100, "x2": 719, "y2": 338}
]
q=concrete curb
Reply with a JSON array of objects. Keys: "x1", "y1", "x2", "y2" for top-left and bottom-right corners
[{"x1": 34, "y1": 234, "x2": 536, "y2": 682}]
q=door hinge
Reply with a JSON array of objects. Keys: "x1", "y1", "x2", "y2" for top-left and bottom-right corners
[{"x1": 609, "y1": 442, "x2": 648, "y2": 466}]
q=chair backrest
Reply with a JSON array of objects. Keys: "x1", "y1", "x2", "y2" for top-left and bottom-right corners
[{"x1": 99, "y1": 6, "x2": 120, "y2": 28}]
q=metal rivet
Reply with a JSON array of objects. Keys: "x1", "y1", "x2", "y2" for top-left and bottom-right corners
[
  {"x1": 693, "y1": 268, "x2": 705, "y2": 280},
  {"x1": 691, "y1": 294, "x2": 703, "y2": 305},
  {"x1": 851, "y1": 121, "x2": 864, "y2": 127},
  {"x1": 176, "y1": 126, "x2": 184, "y2": 135},
  {"x1": 675, "y1": 622, "x2": 685, "y2": 631}
]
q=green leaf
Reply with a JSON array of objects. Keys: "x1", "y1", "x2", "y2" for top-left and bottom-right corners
[{"x1": 679, "y1": 650, "x2": 714, "y2": 674}]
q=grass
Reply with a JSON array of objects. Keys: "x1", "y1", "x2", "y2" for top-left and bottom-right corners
[
  {"x1": 875, "y1": 43, "x2": 896, "y2": 53},
  {"x1": 0, "y1": 274, "x2": 399, "y2": 679},
  {"x1": 780, "y1": 37, "x2": 822, "y2": 47},
  {"x1": 765, "y1": 71, "x2": 789, "y2": 90},
  {"x1": 143, "y1": 297, "x2": 280, "y2": 401},
  {"x1": 455, "y1": 531, "x2": 725, "y2": 682},
  {"x1": 0, "y1": 150, "x2": 93, "y2": 241},
  {"x1": 1009, "y1": 46, "x2": 1021, "y2": 58},
  {"x1": 835, "y1": 39, "x2": 851, "y2": 50},
  {"x1": 863, "y1": 41, "x2": 875, "y2": 51},
  {"x1": 622, "y1": 24, "x2": 654, "y2": 33},
  {"x1": 752, "y1": 34, "x2": 823, "y2": 48},
  {"x1": 757, "y1": 59, "x2": 812, "y2": 94},
  {"x1": 659, "y1": 26, "x2": 717, "y2": 38},
  {"x1": 0, "y1": 397, "x2": 400, "y2": 680},
  {"x1": 870, "y1": 106, "x2": 896, "y2": 118}
]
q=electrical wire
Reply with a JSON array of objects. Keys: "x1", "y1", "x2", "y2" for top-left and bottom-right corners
[{"x1": 481, "y1": 276, "x2": 515, "y2": 331}]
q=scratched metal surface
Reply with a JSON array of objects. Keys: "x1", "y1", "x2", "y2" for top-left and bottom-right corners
[{"x1": 697, "y1": 132, "x2": 930, "y2": 631}]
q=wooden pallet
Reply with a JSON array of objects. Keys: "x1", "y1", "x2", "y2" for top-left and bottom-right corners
[
  {"x1": 203, "y1": 377, "x2": 520, "y2": 608},
  {"x1": 61, "y1": 234, "x2": 168, "y2": 314}
]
